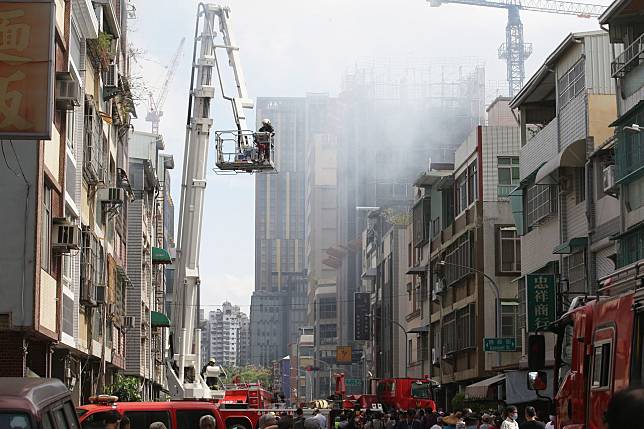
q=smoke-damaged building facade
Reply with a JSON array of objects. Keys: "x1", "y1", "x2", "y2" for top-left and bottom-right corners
[{"x1": 335, "y1": 62, "x2": 487, "y2": 392}]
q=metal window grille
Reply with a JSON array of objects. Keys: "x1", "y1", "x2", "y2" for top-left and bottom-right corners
[
  {"x1": 558, "y1": 58, "x2": 585, "y2": 109},
  {"x1": 526, "y1": 184, "x2": 557, "y2": 227},
  {"x1": 564, "y1": 251, "x2": 586, "y2": 294},
  {"x1": 445, "y1": 232, "x2": 472, "y2": 285}
]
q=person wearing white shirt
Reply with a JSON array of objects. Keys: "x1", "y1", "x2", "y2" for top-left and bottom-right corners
[{"x1": 500, "y1": 406, "x2": 519, "y2": 429}]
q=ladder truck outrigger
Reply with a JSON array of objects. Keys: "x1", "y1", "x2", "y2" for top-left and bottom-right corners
[{"x1": 168, "y1": 2, "x2": 275, "y2": 401}]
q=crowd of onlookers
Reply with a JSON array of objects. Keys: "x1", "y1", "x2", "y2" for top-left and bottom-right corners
[{"x1": 256, "y1": 406, "x2": 554, "y2": 429}]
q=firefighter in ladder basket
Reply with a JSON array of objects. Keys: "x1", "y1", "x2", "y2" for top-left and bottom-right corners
[{"x1": 257, "y1": 119, "x2": 274, "y2": 164}]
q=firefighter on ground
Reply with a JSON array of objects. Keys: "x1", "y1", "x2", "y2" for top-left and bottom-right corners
[
  {"x1": 257, "y1": 119, "x2": 274, "y2": 163},
  {"x1": 201, "y1": 357, "x2": 226, "y2": 389}
]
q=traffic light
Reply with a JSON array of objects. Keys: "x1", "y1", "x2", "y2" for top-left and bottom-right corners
[{"x1": 528, "y1": 334, "x2": 546, "y2": 370}]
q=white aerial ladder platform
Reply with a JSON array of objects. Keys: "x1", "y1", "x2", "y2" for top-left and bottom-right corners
[{"x1": 167, "y1": 3, "x2": 275, "y2": 400}]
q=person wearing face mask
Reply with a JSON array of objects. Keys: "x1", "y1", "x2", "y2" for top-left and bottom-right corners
[{"x1": 500, "y1": 406, "x2": 519, "y2": 429}]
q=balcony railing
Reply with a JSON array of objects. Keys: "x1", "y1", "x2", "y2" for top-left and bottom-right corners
[
  {"x1": 497, "y1": 184, "x2": 515, "y2": 198},
  {"x1": 612, "y1": 32, "x2": 644, "y2": 78}
]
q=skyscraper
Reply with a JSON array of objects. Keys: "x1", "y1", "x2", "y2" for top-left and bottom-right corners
[{"x1": 251, "y1": 97, "x2": 307, "y2": 365}]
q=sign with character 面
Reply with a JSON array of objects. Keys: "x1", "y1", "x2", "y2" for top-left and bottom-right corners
[
  {"x1": 526, "y1": 274, "x2": 556, "y2": 332},
  {"x1": 0, "y1": 1, "x2": 55, "y2": 140}
]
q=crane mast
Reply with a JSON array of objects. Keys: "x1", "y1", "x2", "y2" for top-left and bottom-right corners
[
  {"x1": 167, "y1": 3, "x2": 259, "y2": 400},
  {"x1": 427, "y1": 0, "x2": 604, "y2": 96}
]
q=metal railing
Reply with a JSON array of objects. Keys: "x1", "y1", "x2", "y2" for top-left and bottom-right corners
[
  {"x1": 215, "y1": 130, "x2": 275, "y2": 172},
  {"x1": 497, "y1": 184, "x2": 515, "y2": 198},
  {"x1": 612, "y1": 32, "x2": 644, "y2": 78}
]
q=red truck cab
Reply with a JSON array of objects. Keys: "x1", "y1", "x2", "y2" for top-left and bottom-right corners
[
  {"x1": 375, "y1": 378, "x2": 438, "y2": 411},
  {"x1": 529, "y1": 265, "x2": 644, "y2": 429}
]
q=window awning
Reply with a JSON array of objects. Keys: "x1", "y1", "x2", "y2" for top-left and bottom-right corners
[
  {"x1": 406, "y1": 265, "x2": 428, "y2": 275},
  {"x1": 553, "y1": 236, "x2": 588, "y2": 254},
  {"x1": 609, "y1": 100, "x2": 644, "y2": 127},
  {"x1": 151, "y1": 311, "x2": 171, "y2": 328},
  {"x1": 408, "y1": 325, "x2": 430, "y2": 334},
  {"x1": 535, "y1": 139, "x2": 586, "y2": 185},
  {"x1": 152, "y1": 247, "x2": 172, "y2": 264},
  {"x1": 519, "y1": 162, "x2": 546, "y2": 187},
  {"x1": 464, "y1": 373, "x2": 506, "y2": 400}
]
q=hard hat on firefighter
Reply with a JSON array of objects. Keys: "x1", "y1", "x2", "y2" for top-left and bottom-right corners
[{"x1": 262, "y1": 119, "x2": 271, "y2": 125}]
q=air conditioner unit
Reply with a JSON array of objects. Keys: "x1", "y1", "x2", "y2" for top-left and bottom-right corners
[
  {"x1": 52, "y1": 223, "x2": 81, "y2": 253},
  {"x1": 55, "y1": 77, "x2": 81, "y2": 110},
  {"x1": 123, "y1": 316, "x2": 135, "y2": 329},
  {"x1": 603, "y1": 165, "x2": 617, "y2": 194},
  {"x1": 104, "y1": 62, "x2": 119, "y2": 88},
  {"x1": 95, "y1": 285, "x2": 106, "y2": 304},
  {"x1": 98, "y1": 187, "x2": 124, "y2": 204}
]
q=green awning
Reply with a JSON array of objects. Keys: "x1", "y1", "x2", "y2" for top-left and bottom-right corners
[
  {"x1": 151, "y1": 311, "x2": 171, "y2": 328},
  {"x1": 609, "y1": 100, "x2": 644, "y2": 127},
  {"x1": 152, "y1": 247, "x2": 171, "y2": 264},
  {"x1": 553, "y1": 237, "x2": 588, "y2": 254},
  {"x1": 519, "y1": 162, "x2": 546, "y2": 187}
]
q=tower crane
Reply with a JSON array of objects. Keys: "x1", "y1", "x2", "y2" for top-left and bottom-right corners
[
  {"x1": 427, "y1": 0, "x2": 606, "y2": 96},
  {"x1": 167, "y1": 3, "x2": 275, "y2": 400},
  {"x1": 145, "y1": 37, "x2": 186, "y2": 135}
]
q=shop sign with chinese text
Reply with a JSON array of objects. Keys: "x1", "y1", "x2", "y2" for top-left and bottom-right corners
[
  {"x1": 526, "y1": 274, "x2": 556, "y2": 332},
  {"x1": 0, "y1": 1, "x2": 55, "y2": 139}
]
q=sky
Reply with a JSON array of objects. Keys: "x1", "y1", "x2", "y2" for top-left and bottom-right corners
[{"x1": 128, "y1": 0, "x2": 610, "y2": 313}]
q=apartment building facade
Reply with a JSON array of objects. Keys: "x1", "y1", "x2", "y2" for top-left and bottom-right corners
[
  {"x1": 362, "y1": 214, "x2": 408, "y2": 380},
  {"x1": 510, "y1": 32, "x2": 618, "y2": 364},
  {"x1": 204, "y1": 302, "x2": 246, "y2": 368},
  {"x1": 0, "y1": 0, "x2": 135, "y2": 404},
  {"x1": 125, "y1": 131, "x2": 172, "y2": 399},
  {"x1": 600, "y1": 0, "x2": 644, "y2": 285}
]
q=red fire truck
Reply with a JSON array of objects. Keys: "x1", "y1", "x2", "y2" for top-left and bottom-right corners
[
  {"x1": 375, "y1": 378, "x2": 438, "y2": 411},
  {"x1": 527, "y1": 262, "x2": 644, "y2": 429},
  {"x1": 335, "y1": 373, "x2": 438, "y2": 411},
  {"x1": 220, "y1": 383, "x2": 274, "y2": 409}
]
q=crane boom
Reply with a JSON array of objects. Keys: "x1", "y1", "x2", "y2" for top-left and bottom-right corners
[
  {"x1": 157, "y1": 37, "x2": 186, "y2": 112},
  {"x1": 167, "y1": 3, "x2": 258, "y2": 400},
  {"x1": 429, "y1": 0, "x2": 604, "y2": 16},
  {"x1": 145, "y1": 38, "x2": 186, "y2": 134}
]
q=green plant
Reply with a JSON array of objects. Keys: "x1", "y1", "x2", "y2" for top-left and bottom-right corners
[
  {"x1": 451, "y1": 392, "x2": 465, "y2": 412},
  {"x1": 105, "y1": 375, "x2": 142, "y2": 402}
]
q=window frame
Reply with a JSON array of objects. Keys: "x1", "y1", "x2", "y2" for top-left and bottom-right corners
[
  {"x1": 501, "y1": 301, "x2": 521, "y2": 351},
  {"x1": 496, "y1": 225, "x2": 521, "y2": 274},
  {"x1": 591, "y1": 338, "x2": 613, "y2": 391}
]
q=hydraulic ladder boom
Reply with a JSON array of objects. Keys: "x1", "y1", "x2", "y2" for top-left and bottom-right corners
[{"x1": 167, "y1": 3, "x2": 256, "y2": 400}]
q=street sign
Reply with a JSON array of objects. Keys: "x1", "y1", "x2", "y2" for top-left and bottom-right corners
[
  {"x1": 345, "y1": 378, "x2": 361, "y2": 386},
  {"x1": 354, "y1": 293, "x2": 370, "y2": 340},
  {"x1": 526, "y1": 274, "x2": 556, "y2": 332},
  {"x1": 336, "y1": 346, "x2": 352, "y2": 363},
  {"x1": 484, "y1": 337, "x2": 517, "y2": 352}
]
